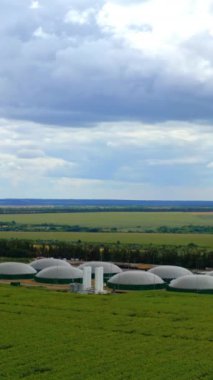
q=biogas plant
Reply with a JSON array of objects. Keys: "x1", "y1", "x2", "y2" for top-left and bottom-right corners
[{"x1": 0, "y1": 260, "x2": 213, "y2": 294}]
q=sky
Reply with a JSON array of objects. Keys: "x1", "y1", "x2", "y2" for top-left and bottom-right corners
[{"x1": 0, "y1": 0, "x2": 213, "y2": 200}]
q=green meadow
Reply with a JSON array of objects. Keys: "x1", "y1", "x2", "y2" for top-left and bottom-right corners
[
  {"x1": 0, "y1": 211, "x2": 213, "y2": 228},
  {"x1": 0, "y1": 231, "x2": 213, "y2": 247},
  {"x1": 0, "y1": 284, "x2": 212, "y2": 380},
  {"x1": 0, "y1": 211, "x2": 213, "y2": 248}
]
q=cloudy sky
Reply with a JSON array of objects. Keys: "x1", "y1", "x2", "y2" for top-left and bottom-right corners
[{"x1": 0, "y1": 0, "x2": 213, "y2": 200}]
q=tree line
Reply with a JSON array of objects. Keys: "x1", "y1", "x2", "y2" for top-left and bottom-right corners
[
  {"x1": 0, "y1": 206, "x2": 213, "y2": 214},
  {"x1": 0, "y1": 239, "x2": 212, "y2": 269},
  {"x1": 1, "y1": 222, "x2": 213, "y2": 234}
]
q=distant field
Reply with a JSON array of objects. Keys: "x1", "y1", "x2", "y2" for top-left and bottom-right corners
[
  {"x1": 1, "y1": 231, "x2": 213, "y2": 247},
  {"x1": 0, "y1": 285, "x2": 212, "y2": 380},
  {"x1": 0, "y1": 211, "x2": 213, "y2": 228},
  {"x1": 0, "y1": 212, "x2": 213, "y2": 248}
]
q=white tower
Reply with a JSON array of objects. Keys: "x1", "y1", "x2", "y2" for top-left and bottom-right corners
[
  {"x1": 95, "y1": 266, "x2": 104, "y2": 293},
  {"x1": 82, "y1": 266, "x2": 92, "y2": 290}
]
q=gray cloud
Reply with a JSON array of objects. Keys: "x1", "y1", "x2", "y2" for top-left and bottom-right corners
[
  {"x1": 0, "y1": 1, "x2": 213, "y2": 125},
  {"x1": 0, "y1": 118, "x2": 212, "y2": 198}
]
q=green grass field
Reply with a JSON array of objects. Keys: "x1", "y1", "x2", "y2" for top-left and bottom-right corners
[
  {"x1": 1, "y1": 211, "x2": 213, "y2": 228},
  {"x1": 1, "y1": 212, "x2": 213, "y2": 248},
  {"x1": 0, "y1": 231, "x2": 213, "y2": 247},
  {"x1": 0, "y1": 284, "x2": 212, "y2": 380}
]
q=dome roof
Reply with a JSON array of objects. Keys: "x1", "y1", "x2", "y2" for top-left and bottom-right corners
[
  {"x1": 30, "y1": 258, "x2": 71, "y2": 271},
  {"x1": 108, "y1": 270, "x2": 165, "y2": 290},
  {"x1": 148, "y1": 265, "x2": 192, "y2": 281},
  {"x1": 79, "y1": 261, "x2": 122, "y2": 279},
  {"x1": 169, "y1": 275, "x2": 213, "y2": 293},
  {"x1": 0, "y1": 262, "x2": 36, "y2": 279},
  {"x1": 35, "y1": 266, "x2": 83, "y2": 284}
]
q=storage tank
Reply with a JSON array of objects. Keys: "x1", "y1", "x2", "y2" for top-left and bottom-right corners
[
  {"x1": 168, "y1": 275, "x2": 213, "y2": 294},
  {"x1": 0, "y1": 262, "x2": 36, "y2": 279},
  {"x1": 30, "y1": 258, "x2": 71, "y2": 272},
  {"x1": 35, "y1": 266, "x2": 83, "y2": 284},
  {"x1": 148, "y1": 265, "x2": 192, "y2": 282},
  {"x1": 107, "y1": 270, "x2": 165, "y2": 290}
]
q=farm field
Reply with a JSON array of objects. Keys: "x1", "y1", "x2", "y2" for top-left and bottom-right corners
[
  {"x1": 0, "y1": 211, "x2": 213, "y2": 228},
  {"x1": 0, "y1": 231, "x2": 213, "y2": 247},
  {"x1": 0, "y1": 284, "x2": 212, "y2": 380}
]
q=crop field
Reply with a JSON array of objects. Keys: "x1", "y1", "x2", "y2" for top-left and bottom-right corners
[
  {"x1": 0, "y1": 231, "x2": 213, "y2": 247},
  {"x1": 0, "y1": 284, "x2": 212, "y2": 380},
  {"x1": 1, "y1": 211, "x2": 213, "y2": 228},
  {"x1": 1, "y1": 211, "x2": 213, "y2": 249}
]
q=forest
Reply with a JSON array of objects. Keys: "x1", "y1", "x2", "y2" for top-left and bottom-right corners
[{"x1": 0, "y1": 239, "x2": 212, "y2": 269}]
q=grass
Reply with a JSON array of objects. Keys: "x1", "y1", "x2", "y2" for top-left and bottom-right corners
[
  {"x1": 1, "y1": 211, "x2": 213, "y2": 248},
  {"x1": 0, "y1": 284, "x2": 212, "y2": 380},
  {"x1": 0, "y1": 211, "x2": 213, "y2": 228},
  {"x1": 0, "y1": 231, "x2": 213, "y2": 247}
]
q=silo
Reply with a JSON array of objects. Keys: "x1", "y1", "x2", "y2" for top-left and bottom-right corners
[{"x1": 79, "y1": 261, "x2": 122, "y2": 281}]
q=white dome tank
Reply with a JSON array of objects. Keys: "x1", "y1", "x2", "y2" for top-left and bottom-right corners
[
  {"x1": 30, "y1": 258, "x2": 71, "y2": 271},
  {"x1": 35, "y1": 265, "x2": 83, "y2": 284},
  {"x1": 107, "y1": 270, "x2": 165, "y2": 290},
  {"x1": 168, "y1": 275, "x2": 213, "y2": 294},
  {"x1": 0, "y1": 262, "x2": 36, "y2": 279},
  {"x1": 148, "y1": 265, "x2": 192, "y2": 282}
]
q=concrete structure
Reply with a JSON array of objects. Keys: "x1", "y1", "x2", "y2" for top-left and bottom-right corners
[
  {"x1": 0, "y1": 262, "x2": 36, "y2": 279},
  {"x1": 30, "y1": 258, "x2": 71, "y2": 272},
  {"x1": 79, "y1": 261, "x2": 122, "y2": 280},
  {"x1": 35, "y1": 266, "x2": 83, "y2": 284},
  {"x1": 107, "y1": 270, "x2": 165, "y2": 290},
  {"x1": 168, "y1": 275, "x2": 213, "y2": 294},
  {"x1": 148, "y1": 265, "x2": 192, "y2": 282}
]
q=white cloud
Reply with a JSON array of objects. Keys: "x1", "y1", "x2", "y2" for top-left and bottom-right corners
[
  {"x1": 207, "y1": 162, "x2": 213, "y2": 168},
  {"x1": 146, "y1": 157, "x2": 206, "y2": 166},
  {"x1": 30, "y1": 1, "x2": 40, "y2": 10},
  {"x1": 97, "y1": 1, "x2": 213, "y2": 50},
  {"x1": 1, "y1": 1, "x2": 213, "y2": 125},
  {"x1": 96, "y1": 0, "x2": 213, "y2": 81},
  {"x1": 64, "y1": 8, "x2": 95, "y2": 25},
  {"x1": 0, "y1": 118, "x2": 212, "y2": 198},
  {"x1": 33, "y1": 26, "x2": 53, "y2": 39},
  {"x1": 1, "y1": 1, "x2": 213, "y2": 199},
  {"x1": 17, "y1": 149, "x2": 45, "y2": 159}
]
